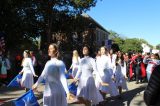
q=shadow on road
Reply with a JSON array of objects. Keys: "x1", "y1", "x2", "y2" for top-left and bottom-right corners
[
  {"x1": 0, "y1": 87, "x2": 43, "y2": 106},
  {"x1": 0, "y1": 84, "x2": 147, "y2": 106},
  {"x1": 104, "y1": 85, "x2": 146, "y2": 106}
]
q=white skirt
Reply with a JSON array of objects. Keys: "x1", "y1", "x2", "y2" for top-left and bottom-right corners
[
  {"x1": 115, "y1": 76, "x2": 128, "y2": 90},
  {"x1": 72, "y1": 66, "x2": 79, "y2": 78},
  {"x1": 77, "y1": 76, "x2": 103, "y2": 105},
  {"x1": 43, "y1": 82, "x2": 67, "y2": 106},
  {"x1": 21, "y1": 72, "x2": 34, "y2": 89},
  {"x1": 97, "y1": 69, "x2": 119, "y2": 96}
]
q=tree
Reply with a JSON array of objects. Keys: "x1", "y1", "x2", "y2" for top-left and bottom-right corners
[
  {"x1": 122, "y1": 38, "x2": 143, "y2": 53},
  {"x1": 156, "y1": 44, "x2": 160, "y2": 50},
  {"x1": 109, "y1": 30, "x2": 119, "y2": 39},
  {"x1": 109, "y1": 30, "x2": 149, "y2": 53},
  {"x1": 0, "y1": 0, "x2": 100, "y2": 50}
]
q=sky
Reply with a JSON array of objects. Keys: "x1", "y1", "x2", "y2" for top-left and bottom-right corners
[{"x1": 87, "y1": 0, "x2": 160, "y2": 46}]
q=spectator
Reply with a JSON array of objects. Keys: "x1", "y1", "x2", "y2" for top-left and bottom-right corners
[
  {"x1": 144, "y1": 65, "x2": 160, "y2": 106},
  {"x1": 0, "y1": 54, "x2": 11, "y2": 85},
  {"x1": 143, "y1": 53, "x2": 160, "y2": 81}
]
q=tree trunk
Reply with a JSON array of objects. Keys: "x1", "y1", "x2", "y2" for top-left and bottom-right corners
[{"x1": 47, "y1": 1, "x2": 55, "y2": 44}]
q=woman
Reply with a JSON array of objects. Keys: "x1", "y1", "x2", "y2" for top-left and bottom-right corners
[
  {"x1": 114, "y1": 52, "x2": 128, "y2": 95},
  {"x1": 69, "y1": 50, "x2": 81, "y2": 78},
  {"x1": 96, "y1": 46, "x2": 119, "y2": 99},
  {"x1": 32, "y1": 43, "x2": 71, "y2": 106},
  {"x1": 143, "y1": 53, "x2": 160, "y2": 81},
  {"x1": 109, "y1": 49, "x2": 117, "y2": 75},
  {"x1": 74, "y1": 45, "x2": 104, "y2": 106},
  {"x1": 0, "y1": 54, "x2": 11, "y2": 85},
  {"x1": 19, "y1": 50, "x2": 38, "y2": 91}
]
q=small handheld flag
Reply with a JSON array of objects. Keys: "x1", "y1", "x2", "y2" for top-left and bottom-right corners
[
  {"x1": 65, "y1": 69, "x2": 73, "y2": 79},
  {"x1": 68, "y1": 82, "x2": 77, "y2": 96},
  {"x1": 14, "y1": 90, "x2": 39, "y2": 106},
  {"x1": 7, "y1": 74, "x2": 22, "y2": 87}
]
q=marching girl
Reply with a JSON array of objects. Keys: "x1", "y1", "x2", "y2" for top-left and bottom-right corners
[
  {"x1": 109, "y1": 49, "x2": 117, "y2": 75},
  {"x1": 74, "y1": 45, "x2": 104, "y2": 106},
  {"x1": 19, "y1": 50, "x2": 38, "y2": 91},
  {"x1": 96, "y1": 46, "x2": 119, "y2": 99},
  {"x1": 69, "y1": 50, "x2": 81, "y2": 78},
  {"x1": 114, "y1": 52, "x2": 128, "y2": 95},
  {"x1": 32, "y1": 43, "x2": 71, "y2": 106}
]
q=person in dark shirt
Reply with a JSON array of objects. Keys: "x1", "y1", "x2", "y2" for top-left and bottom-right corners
[{"x1": 144, "y1": 64, "x2": 160, "y2": 106}]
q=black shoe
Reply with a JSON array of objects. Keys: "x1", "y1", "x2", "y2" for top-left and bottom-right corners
[
  {"x1": 118, "y1": 95, "x2": 123, "y2": 100},
  {"x1": 98, "y1": 101, "x2": 106, "y2": 106}
]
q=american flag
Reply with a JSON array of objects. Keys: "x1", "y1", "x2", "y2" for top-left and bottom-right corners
[{"x1": 0, "y1": 33, "x2": 5, "y2": 53}]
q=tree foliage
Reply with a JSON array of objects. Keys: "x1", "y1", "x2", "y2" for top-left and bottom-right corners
[
  {"x1": 109, "y1": 30, "x2": 152, "y2": 53},
  {"x1": 156, "y1": 44, "x2": 160, "y2": 50},
  {"x1": 0, "y1": 0, "x2": 99, "y2": 50}
]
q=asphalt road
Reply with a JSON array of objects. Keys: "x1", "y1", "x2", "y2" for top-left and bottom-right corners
[{"x1": 0, "y1": 80, "x2": 147, "y2": 106}]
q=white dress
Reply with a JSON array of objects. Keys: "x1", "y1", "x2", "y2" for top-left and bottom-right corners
[
  {"x1": 110, "y1": 54, "x2": 117, "y2": 74},
  {"x1": 75, "y1": 56, "x2": 103, "y2": 105},
  {"x1": 31, "y1": 56, "x2": 37, "y2": 67},
  {"x1": 70, "y1": 57, "x2": 81, "y2": 78},
  {"x1": 21, "y1": 58, "x2": 36, "y2": 89},
  {"x1": 115, "y1": 60, "x2": 128, "y2": 90},
  {"x1": 96, "y1": 55, "x2": 119, "y2": 96},
  {"x1": 35, "y1": 58, "x2": 69, "y2": 106}
]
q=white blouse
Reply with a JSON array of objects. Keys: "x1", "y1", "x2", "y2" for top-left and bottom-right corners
[
  {"x1": 36, "y1": 58, "x2": 69, "y2": 93},
  {"x1": 22, "y1": 58, "x2": 36, "y2": 75}
]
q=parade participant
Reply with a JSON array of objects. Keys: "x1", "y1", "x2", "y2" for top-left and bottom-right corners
[
  {"x1": 30, "y1": 51, "x2": 37, "y2": 67},
  {"x1": 115, "y1": 52, "x2": 128, "y2": 95},
  {"x1": 95, "y1": 50, "x2": 101, "y2": 60},
  {"x1": 19, "y1": 50, "x2": 38, "y2": 91},
  {"x1": 109, "y1": 49, "x2": 117, "y2": 78},
  {"x1": 96, "y1": 46, "x2": 119, "y2": 99},
  {"x1": 74, "y1": 45, "x2": 104, "y2": 106},
  {"x1": 30, "y1": 51, "x2": 38, "y2": 82},
  {"x1": 69, "y1": 50, "x2": 81, "y2": 78},
  {"x1": 32, "y1": 43, "x2": 71, "y2": 106},
  {"x1": 143, "y1": 53, "x2": 160, "y2": 81}
]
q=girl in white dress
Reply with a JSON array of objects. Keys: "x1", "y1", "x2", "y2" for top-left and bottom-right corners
[
  {"x1": 32, "y1": 43, "x2": 71, "y2": 106},
  {"x1": 96, "y1": 46, "x2": 119, "y2": 99},
  {"x1": 109, "y1": 49, "x2": 117, "y2": 75},
  {"x1": 19, "y1": 50, "x2": 38, "y2": 91},
  {"x1": 69, "y1": 50, "x2": 81, "y2": 78},
  {"x1": 74, "y1": 45, "x2": 104, "y2": 106},
  {"x1": 115, "y1": 52, "x2": 128, "y2": 95}
]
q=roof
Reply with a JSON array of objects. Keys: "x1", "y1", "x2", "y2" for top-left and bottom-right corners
[{"x1": 81, "y1": 13, "x2": 110, "y2": 34}]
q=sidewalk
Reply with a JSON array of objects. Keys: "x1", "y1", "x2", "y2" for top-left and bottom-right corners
[{"x1": 0, "y1": 81, "x2": 147, "y2": 106}]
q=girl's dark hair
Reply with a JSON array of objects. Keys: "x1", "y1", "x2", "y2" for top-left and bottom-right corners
[
  {"x1": 24, "y1": 50, "x2": 30, "y2": 57},
  {"x1": 83, "y1": 44, "x2": 91, "y2": 56},
  {"x1": 101, "y1": 46, "x2": 109, "y2": 55},
  {"x1": 83, "y1": 44, "x2": 90, "y2": 50},
  {"x1": 116, "y1": 52, "x2": 124, "y2": 66},
  {"x1": 154, "y1": 53, "x2": 160, "y2": 60}
]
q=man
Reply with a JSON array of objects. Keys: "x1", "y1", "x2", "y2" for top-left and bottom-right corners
[{"x1": 144, "y1": 64, "x2": 160, "y2": 106}]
